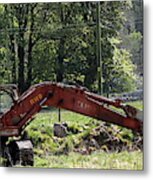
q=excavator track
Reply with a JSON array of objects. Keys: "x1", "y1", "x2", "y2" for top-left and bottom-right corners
[
  {"x1": 0, "y1": 137, "x2": 34, "y2": 167},
  {"x1": 7, "y1": 140, "x2": 34, "y2": 167}
]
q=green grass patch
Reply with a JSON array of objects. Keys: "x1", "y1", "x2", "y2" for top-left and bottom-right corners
[
  {"x1": 34, "y1": 151, "x2": 143, "y2": 170},
  {"x1": 25, "y1": 100, "x2": 143, "y2": 170},
  {"x1": 127, "y1": 100, "x2": 143, "y2": 110}
]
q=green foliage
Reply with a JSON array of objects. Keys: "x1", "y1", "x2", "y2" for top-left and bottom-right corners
[
  {"x1": 127, "y1": 100, "x2": 143, "y2": 110},
  {"x1": 121, "y1": 31, "x2": 142, "y2": 73},
  {"x1": 111, "y1": 46, "x2": 137, "y2": 93},
  {"x1": 34, "y1": 151, "x2": 143, "y2": 170},
  {"x1": 0, "y1": 47, "x2": 11, "y2": 84},
  {"x1": 119, "y1": 0, "x2": 143, "y2": 76},
  {"x1": 25, "y1": 101, "x2": 143, "y2": 169},
  {"x1": 128, "y1": 31, "x2": 142, "y2": 52},
  {"x1": 0, "y1": 1, "x2": 142, "y2": 94},
  {"x1": 101, "y1": 37, "x2": 137, "y2": 94}
]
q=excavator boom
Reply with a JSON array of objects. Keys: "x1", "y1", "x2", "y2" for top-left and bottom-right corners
[
  {"x1": 0, "y1": 82, "x2": 143, "y2": 137},
  {"x1": 0, "y1": 82, "x2": 143, "y2": 166}
]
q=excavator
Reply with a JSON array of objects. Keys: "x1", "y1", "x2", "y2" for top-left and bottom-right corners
[{"x1": 0, "y1": 82, "x2": 143, "y2": 166}]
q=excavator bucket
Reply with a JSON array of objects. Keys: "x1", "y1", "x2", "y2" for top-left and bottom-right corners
[{"x1": 3, "y1": 140, "x2": 34, "y2": 167}]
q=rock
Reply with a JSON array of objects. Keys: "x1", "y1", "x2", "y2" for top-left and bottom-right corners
[{"x1": 53, "y1": 123, "x2": 68, "y2": 138}]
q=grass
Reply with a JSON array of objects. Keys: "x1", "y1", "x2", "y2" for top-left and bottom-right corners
[
  {"x1": 25, "y1": 100, "x2": 143, "y2": 170},
  {"x1": 34, "y1": 151, "x2": 143, "y2": 170},
  {"x1": 126, "y1": 100, "x2": 143, "y2": 110}
]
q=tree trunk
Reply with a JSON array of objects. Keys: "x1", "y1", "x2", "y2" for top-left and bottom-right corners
[
  {"x1": 9, "y1": 34, "x2": 16, "y2": 83},
  {"x1": 84, "y1": 63, "x2": 97, "y2": 90},
  {"x1": 17, "y1": 4, "x2": 29, "y2": 93},
  {"x1": 18, "y1": 32, "x2": 25, "y2": 93},
  {"x1": 26, "y1": 6, "x2": 35, "y2": 89},
  {"x1": 56, "y1": 38, "x2": 65, "y2": 82},
  {"x1": 56, "y1": 4, "x2": 65, "y2": 82},
  {"x1": 26, "y1": 34, "x2": 33, "y2": 89}
]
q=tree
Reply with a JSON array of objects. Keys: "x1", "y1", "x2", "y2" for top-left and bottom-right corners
[
  {"x1": 1, "y1": 3, "x2": 58, "y2": 92},
  {"x1": 119, "y1": 0, "x2": 143, "y2": 76},
  {"x1": 0, "y1": 1, "x2": 141, "y2": 95},
  {"x1": 103, "y1": 38, "x2": 137, "y2": 96}
]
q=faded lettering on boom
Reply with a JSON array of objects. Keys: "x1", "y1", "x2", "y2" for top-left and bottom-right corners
[
  {"x1": 76, "y1": 100, "x2": 91, "y2": 111},
  {"x1": 30, "y1": 94, "x2": 43, "y2": 105}
]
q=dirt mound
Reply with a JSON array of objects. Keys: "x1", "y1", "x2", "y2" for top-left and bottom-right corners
[
  {"x1": 73, "y1": 123, "x2": 143, "y2": 154},
  {"x1": 30, "y1": 122, "x2": 143, "y2": 156}
]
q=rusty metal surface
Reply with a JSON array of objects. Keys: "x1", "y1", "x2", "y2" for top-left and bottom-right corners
[{"x1": 0, "y1": 82, "x2": 143, "y2": 137}]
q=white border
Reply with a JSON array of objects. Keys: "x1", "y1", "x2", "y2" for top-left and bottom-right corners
[{"x1": 0, "y1": 0, "x2": 153, "y2": 180}]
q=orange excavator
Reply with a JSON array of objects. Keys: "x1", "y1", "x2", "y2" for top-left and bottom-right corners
[{"x1": 0, "y1": 82, "x2": 143, "y2": 166}]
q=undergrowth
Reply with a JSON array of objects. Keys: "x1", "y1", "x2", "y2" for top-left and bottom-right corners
[{"x1": 25, "y1": 101, "x2": 143, "y2": 170}]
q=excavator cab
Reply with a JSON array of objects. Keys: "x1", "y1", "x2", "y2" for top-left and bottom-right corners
[{"x1": 0, "y1": 85, "x2": 19, "y2": 115}]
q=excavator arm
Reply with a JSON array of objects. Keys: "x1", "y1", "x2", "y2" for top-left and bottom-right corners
[
  {"x1": 0, "y1": 82, "x2": 143, "y2": 137},
  {"x1": 0, "y1": 82, "x2": 143, "y2": 166}
]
